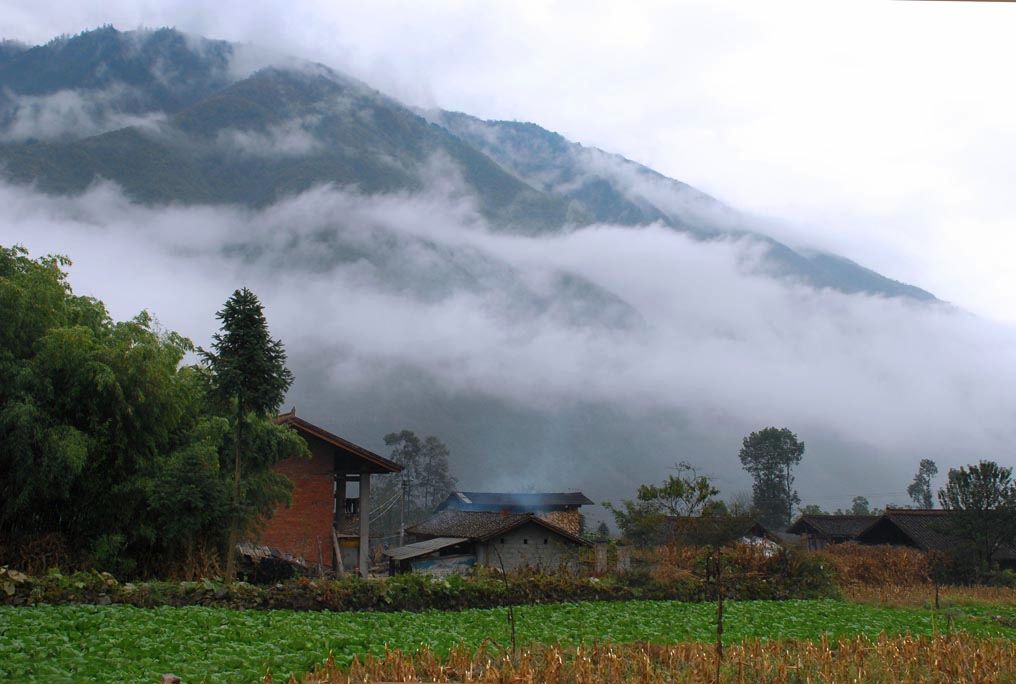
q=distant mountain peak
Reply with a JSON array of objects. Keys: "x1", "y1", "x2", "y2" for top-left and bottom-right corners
[{"x1": 0, "y1": 26, "x2": 935, "y2": 301}]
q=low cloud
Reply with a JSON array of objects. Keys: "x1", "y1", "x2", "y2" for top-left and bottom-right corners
[
  {"x1": 0, "y1": 87, "x2": 167, "y2": 141},
  {"x1": 214, "y1": 116, "x2": 323, "y2": 157},
  {"x1": 2, "y1": 178, "x2": 1013, "y2": 514}
]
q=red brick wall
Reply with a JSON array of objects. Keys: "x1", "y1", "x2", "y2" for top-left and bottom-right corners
[{"x1": 260, "y1": 439, "x2": 335, "y2": 567}]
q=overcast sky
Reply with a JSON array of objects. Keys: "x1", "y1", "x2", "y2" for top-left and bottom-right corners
[{"x1": 4, "y1": 0, "x2": 1015, "y2": 323}]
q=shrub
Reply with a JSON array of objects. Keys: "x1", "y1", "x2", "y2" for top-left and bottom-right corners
[{"x1": 0, "y1": 554, "x2": 838, "y2": 612}]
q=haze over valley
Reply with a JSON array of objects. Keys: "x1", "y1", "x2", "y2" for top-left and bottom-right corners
[{"x1": 2, "y1": 20, "x2": 1013, "y2": 520}]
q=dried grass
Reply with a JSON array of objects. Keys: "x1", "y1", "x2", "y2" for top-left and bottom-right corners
[
  {"x1": 815, "y1": 543, "x2": 931, "y2": 586},
  {"x1": 810, "y1": 543, "x2": 1016, "y2": 608},
  {"x1": 279, "y1": 634, "x2": 1016, "y2": 683},
  {"x1": 844, "y1": 583, "x2": 1016, "y2": 608}
]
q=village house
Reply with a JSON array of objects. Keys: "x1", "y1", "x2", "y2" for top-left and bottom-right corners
[
  {"x1": 259, "y1": 409, "x2": 402, "y2": 577},
  {"x1": 856, "y1": 508, "x2": 1016, "y2": 569},
  {"x1": 387, "y1": 509, "x2": 592, "y2": 575},
  {"x1": 786, "y1": 514, "x2": 879, "y2": 550},
  {"x1": 435, "y1": 491, "x2": 594, "y2": 536}
]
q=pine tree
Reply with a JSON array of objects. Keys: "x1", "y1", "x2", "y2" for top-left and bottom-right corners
[{"x1": 202, "y1": 288, "x2": 293, "y2": 582}]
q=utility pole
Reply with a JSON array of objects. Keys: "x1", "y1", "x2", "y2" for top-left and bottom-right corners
[{"x1": 399, "y1": 477, "x2": 410, "y2": 547}]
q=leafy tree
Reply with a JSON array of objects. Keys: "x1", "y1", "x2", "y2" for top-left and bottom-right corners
[
  {"x1": 799, "y1": 504, "x2": 827, "y2": 516},
  {"x1": 595, "y1": 521, "x2": 610, "y2": 539},
  {"x1": 738, "y1": 427, "x2": 805, "y2": 529},
  {"x1": 701, "y1": 500, "x2": 731, "y2": 516},
  {"x1": 603, "y1": 497, "x2": 666, "y2": 546},
  {"x1": 907, "y1": 459, "x2": 938, "y2": 509},
  {"x1": 0, "y1": 247, "x2": 306, "y2": 578},
  {"x1": 371, "y1": 430, "x2": 457, "y2": 537},
  {"x1": 1, "y1": 247, "x2": 203, "y2": 574},
  {"x1": 200, "y1": 287, "x2": 298, "y2": 582},
  {"x1": 605, "y1": 464, "x2": 720, "y2": 545},
  {"x1": 636, "y1": 462, "x2": 720, "y2": 517},
  {"x1": 382, "y1": 430, "x2": 457, "y2": 512},
  {"x1": 937, "y1": 460, "x2": 1016, "y2": 568},
  {"x1": 850, "y1": 496, "x2": 871, "y2": 516}
]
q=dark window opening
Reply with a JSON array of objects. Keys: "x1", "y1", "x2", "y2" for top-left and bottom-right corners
[
  {"x1": 523, "y1": 538, "x2": 528, "y2": 544},
  {"x1": 500, "y1": 538, "x2": 505, "y2": 544},
  {"x1": 544, "y1": 538, "x2": 548, "y2": 544}
]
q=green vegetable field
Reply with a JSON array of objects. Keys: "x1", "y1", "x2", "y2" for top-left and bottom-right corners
[{"x1": 2, "y1": 599, "x2": 1014, "y2": 683}]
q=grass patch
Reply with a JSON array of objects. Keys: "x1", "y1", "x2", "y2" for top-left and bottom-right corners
[{"x1": 2, "y1": 599, "x2": 1014, "y2": 683}]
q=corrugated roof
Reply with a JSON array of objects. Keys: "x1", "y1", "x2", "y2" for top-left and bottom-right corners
[
  {"x1": 438, "y1": 491, "x2": 593, "y2": 510},
  {"x1": 787, "y1": 515, "x2": 879, "y2": 538},
  {"x1": 384, "y1": 537, "x2": 470, "y2": 561},
  {"x1": 407, "y1": 510, "x2": 592, "y2": 546}
]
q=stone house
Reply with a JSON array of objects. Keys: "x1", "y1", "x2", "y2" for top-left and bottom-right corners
[
  {"x1": 387, "y1": 509, "x2": 592, "y2": 574},
  {"x1": 434, "y1": 491, "x2": 594, "y2": 536}
]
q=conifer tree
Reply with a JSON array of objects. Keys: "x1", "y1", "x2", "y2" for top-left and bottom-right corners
[{"x1": 202, "y1": 288, "x2": 293, "y2": 582}]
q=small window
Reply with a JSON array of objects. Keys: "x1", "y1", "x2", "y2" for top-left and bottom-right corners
[
  {"x1": 544, "y1": 538, "x2": 548, "y2": 544},
  {"x1": 523, "y1": 538, "x2": 528, "y2": 544},
  {"x1": 501, "y1": 537, "x2": 505, "y2": 544}
]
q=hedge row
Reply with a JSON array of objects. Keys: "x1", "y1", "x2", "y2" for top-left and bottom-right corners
[{"x1": 1, "y1": 553, "x2": 837, "y2": 612}]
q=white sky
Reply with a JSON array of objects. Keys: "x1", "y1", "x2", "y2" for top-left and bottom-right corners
[{"x1": 3, "y1": 0, "x2": 1015, "y2": 321}]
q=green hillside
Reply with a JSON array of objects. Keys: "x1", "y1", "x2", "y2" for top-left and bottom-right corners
[{"x1": 0, "y1": 26, "x2": 934, "y2": 299}]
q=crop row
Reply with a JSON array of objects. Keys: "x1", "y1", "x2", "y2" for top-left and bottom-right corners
[
  {"x1": 310, "y1": 634, "x2": 1016, "y2": 684},
  {"x1": 1, "y1": 599, "x2": 1014, "y2": 683}
]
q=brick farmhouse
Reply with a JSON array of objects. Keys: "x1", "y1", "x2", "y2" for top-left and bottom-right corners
[{"x1": 259, "y1": 409, "x2": 402, "y2": 577}]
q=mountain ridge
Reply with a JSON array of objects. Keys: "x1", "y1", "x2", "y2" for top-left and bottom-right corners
[{"x1": 0, "y1": 26, "x2": 934, "y2": 301}]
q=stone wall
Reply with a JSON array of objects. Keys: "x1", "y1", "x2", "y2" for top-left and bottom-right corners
[{"x1": 477, "y1": 522, "x2": 584, "y2": 572}]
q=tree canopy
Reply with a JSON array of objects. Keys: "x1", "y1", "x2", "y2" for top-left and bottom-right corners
[
  {"x1": 371, "y1": 430, "x2": 457, "y2": 538},
  {"x1": 937, "y1": 460, "x2": 1016, "y2": 568},
  {"x1": 908, "y1": 459, "x2": 938, "y2": 509},
  {"x1": 0, "y1": 245, "x2": 306, "y2": 578},
  {"x1": 201, "y1": 287, "x2": 300, "y2": 582},
  {"x1": 738, "y1": 427, "x2": 805, "y2": 529},
  {"x1": 605, "y1": 463, "x2": 721, "y2": 545}
]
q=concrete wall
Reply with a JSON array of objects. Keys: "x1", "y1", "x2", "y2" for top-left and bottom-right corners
[
  {"x1": 476, "y1": 522, "x2": 584, "y2": 572},
  {"x1": 259, "y1": 439, "x2": 335, "y2": 567}
]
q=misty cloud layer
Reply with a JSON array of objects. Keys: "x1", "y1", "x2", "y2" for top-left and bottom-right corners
[
  {"x1": 0, "y1": 87, "x2": 167, "y2": 141},
  {"x1": 3, "y1": 176, "x2": 1014, "y2": 515}
]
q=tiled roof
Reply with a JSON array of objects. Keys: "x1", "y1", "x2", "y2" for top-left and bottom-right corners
[
  {"x1": 787, "y1": 515, "x2": 879, "y2": 538},
  {"x1": 881, "y1": 509, "x2": 956, "y2": 550},
  {"x1": 407, "y1": 510, "x2": 591, "y2": 546},
  {"x1": 275, "y1": 409, "x2": 402, "y2": 473},
  {"x1": 438, "y1": 491, "x2": 593, "y2": 511},
  {"x1": 667, "y1": 516, "x2": 777, "y2": 540},
  {"x1": 857, "y1": 509, "x2": 1016, "y2": 559}
]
